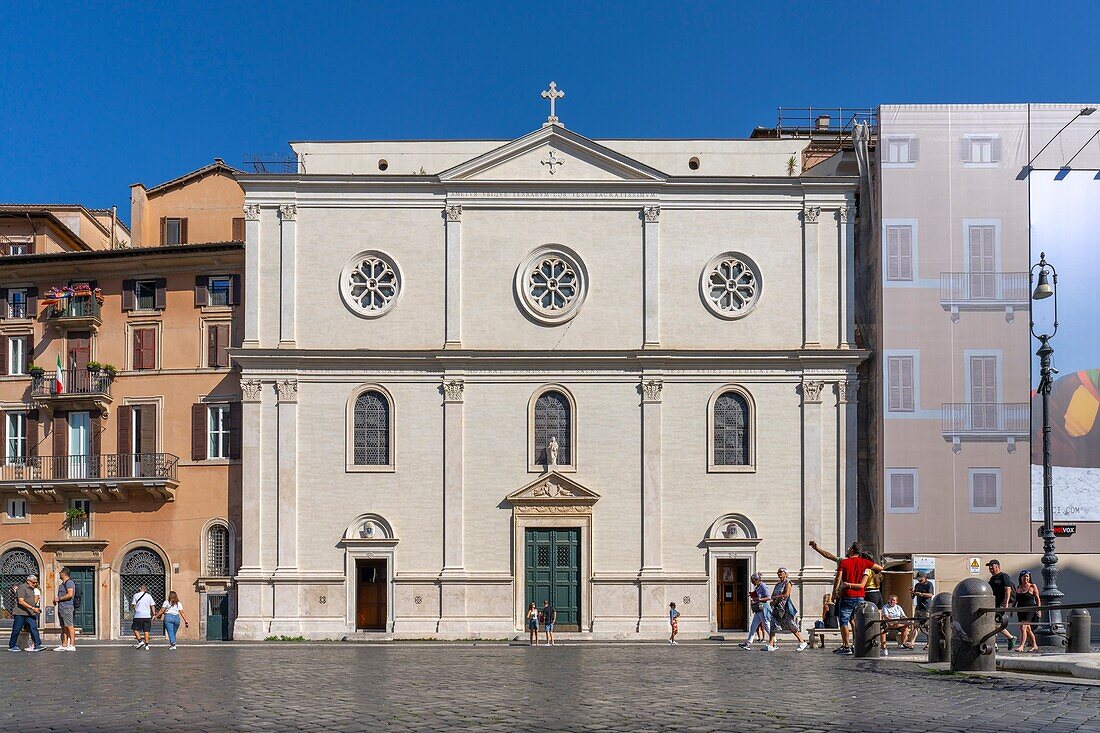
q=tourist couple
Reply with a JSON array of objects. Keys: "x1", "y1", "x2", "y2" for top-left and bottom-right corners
[
  {"x1": 738, "y1": 567, "x2": 810, "y2": 652},
  {"x1": 525, "y1": 599, "x2": 558, "y2": 646}
]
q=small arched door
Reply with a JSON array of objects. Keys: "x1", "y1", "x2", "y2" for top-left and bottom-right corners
[
  {"x1": 1, "y1": 549, "x2": 38, "y2": 629},
  {"x1": 119, "y1": 548, "x2": 166, "y2": 637}
]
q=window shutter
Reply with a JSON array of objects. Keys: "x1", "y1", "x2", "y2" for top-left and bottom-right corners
[
  {"x1": 26, "y1": 287, "x2": 36, "y2": 315},
  {"x1": 160, "y1": 217, "x2": 167, "y2": 245},
  {"x1": 24, "y1": 335, "x2": 33, "y2": 374},
  {"x1": 195, "y1": 276, "x2": 209, "y2": 307},
  {"x1": 0, "y1": 289, "x2": 7, "y2": 317},
  {"x1": 229, "y1": 274, "x2": 241, "y2": 306},
  {"x1": 960, "y1": 137, "x2": 971, "y2": 162},
  {"x1": 991, "y1": 138, "x2": 1002, "y2": 163},
  {"x1": 180, "y1": 218, "x2": 189, "y2": 244},
  {"x1": 232, "y1": 217, "x2": 245, "y2": 241},
  {"x1": 909, "y1": 137, "x2": 920, "y2": 162},
  {"x1": 139, "y1": 404, "x2": 157, "y2": 454},
  {"x1": 0, "y1": 337, "x2": 6, "y2": 376},
  {"x1": 898, "y1": 227, "x2": 912, "y2": 280},
  {"x1": 154, "y1": 278, "x2": 167, "y2": 309},
  {"x1": 229, "y1": 401, "x2": 242, "y2": 459},
  {"x1": 217, "y1": 324, "x2": 230, "y2": 367},
  {"x1": 53, "y1": 411, "x2": 67, "y2": 457},
  {"x1": 121, "y1": 279, "x2": 136, "y2": 311},
  {"x1": 143, "y1": 329, "x2": 156, "y2": 369},
  {"x1": 886, "y1": 228, "x2": 899, "y2": 280},
  {"x1": 900, "y1": 357, "x2": 914, "y2": 410},
  {"x1": 132, "y1": 329, "x2": 142, "y2": 369},
  {"x1": 90, "y1": 414, "x2": 102, "y2": 459},
  {"x1": 207, "y1": 325, "x2": 218, "y2": 367},
  {"x1": 26, "y1": 410, "x2": 38, "y2": 458},
  {"x1": 192, "y1": 403, "x2": 207, "y2": 460},
  {"x1": 117, "y1": 405, "x2": 133, "y2": 458}
]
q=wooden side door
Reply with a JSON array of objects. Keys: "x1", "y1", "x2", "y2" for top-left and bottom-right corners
[
  {"x1": 355, "y1": 560, "x2": 387, "y2": 630},
  {"x1": 717, "y1": 559, "x2": 748, "y2": 631}
]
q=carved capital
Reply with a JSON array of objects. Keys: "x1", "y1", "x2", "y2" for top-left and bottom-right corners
[
  {"x1": 803, "y1": 206, "x2": 821, "y2": 224},
  {"x1": 838, "y1": 205, "x2": 851, "y2": 224},
  {"x1": 241, "y1": 379, "x2": 263, "y2": 403},
  {"x1": 836, "y1": 379, "x2": 859, "y2": 404},
  {"x1": 445, "y1": 204, "x2": 462, "y2": 222},
  {"x1": 275, "y1": 379, "x2": 298, "y2": 403},
  {"x1": 643, "y1": 205, "x2": 661, "y2": 223},
  {"x1": 278, "y1": 204, "x2": 297, "y2": 221},
  {"x1": 244, "y1": 204, "x2": 261, "y2": 221},
  {"x1": 442, "y1": 379, "x2": 464, "y2": 403},
  {"x1": 801, "y1": 380, "x2": 825, "y2": 404},
  {"x1": 640, "y1": 379, "x2": 663, "y2": 403}
]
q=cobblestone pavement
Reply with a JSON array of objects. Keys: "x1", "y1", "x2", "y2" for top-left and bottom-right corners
[{"x1": 2, "y1": 643, "x2": 1098, "y2": 732}]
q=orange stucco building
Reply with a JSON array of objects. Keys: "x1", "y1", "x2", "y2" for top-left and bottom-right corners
[{"x1": 1, "y1": 164, "x2": 245, "y2": 641}]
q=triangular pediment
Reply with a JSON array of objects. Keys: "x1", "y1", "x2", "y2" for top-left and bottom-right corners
[
  {"x1": 505, "y1": 471, "x2": 601, "y2": 505},
  {"x1": 439, "y1": 125, "x2": 667, "y2": 184}
]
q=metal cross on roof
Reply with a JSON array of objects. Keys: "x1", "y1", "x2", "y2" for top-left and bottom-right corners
[{"x1": 541, "y1": 82, "x2": 564, "y2": 126}]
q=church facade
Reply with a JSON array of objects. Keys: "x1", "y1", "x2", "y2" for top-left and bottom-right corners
[{"x1": 232, "y1": 94, "x2": 865, "y2": 638}]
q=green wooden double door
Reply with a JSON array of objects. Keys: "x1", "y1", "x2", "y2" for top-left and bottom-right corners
[{"x1": 524, "y1": 528, "x2": 580, "y2": 631}]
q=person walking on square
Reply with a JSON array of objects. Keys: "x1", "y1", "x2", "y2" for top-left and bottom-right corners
[
  {"x1": 155, "y1": 591, "x2": 189, "y2": 651},
  {"x1": 738, "y1": 572, "x2": 772, "y2": 650},
  {"x1": 526, "y1": 602, "x2": 540, "y2": 646},
  {"x1": 986, "y1": 560, "x2": 1017, "y2": 651},
  {"x1": 131, "y1": 583, "x2": 156, "y2": 650},
  {"x1": 1013, "y1": 570, "x2": 1041, "y2": 653},
  {"x1": 765, "y1": 568, "x2": 809, "y2": 652},
  {"x1": 668, "y1": 602, "x2": 680, "y2": 644},
  {"x1": 53, "y1": 567, "x2": 77, "y2": 652},
  {"x1": 541, "y1": 599, "x2": 557, "y2": 646},
  {"x1": 7, "y1": 574, "x2": 44, "y2": 652}
]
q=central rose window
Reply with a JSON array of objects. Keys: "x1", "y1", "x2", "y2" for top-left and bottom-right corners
[
  {"x1": 341, "y1": 251, "x2": 402, "y2": 318},
  {"x1": 700, "y1": 252, "x2": 762, "y2": 319},
  {"x1": 515, "y1": 245, "x2": 588, "y2": 325}
]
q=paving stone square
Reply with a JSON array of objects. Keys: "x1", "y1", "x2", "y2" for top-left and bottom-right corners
[{"x1": 2, "y1": 642, "x2": 1098, "y2": 732}]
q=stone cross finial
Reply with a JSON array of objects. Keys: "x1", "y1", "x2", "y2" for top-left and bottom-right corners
[{"x1": 541, "y1": 82, "x2": 565, "y2": 125}]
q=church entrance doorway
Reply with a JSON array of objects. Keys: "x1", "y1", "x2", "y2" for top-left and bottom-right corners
[
  {"x1": 717, "y1": 558, "x2": 749, "y2": 631},
  {"x1": 524, "y1": 528, "x2": 580, "y2": 631},
  {"x1": 355, "y1": 560, "x2": 387, "y2": 631}
]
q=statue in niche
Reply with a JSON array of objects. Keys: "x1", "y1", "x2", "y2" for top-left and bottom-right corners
[{"x1": 547, "y1": 436, "x2": 559, "y2": 469}]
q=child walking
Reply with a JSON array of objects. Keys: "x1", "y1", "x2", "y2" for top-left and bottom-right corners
[{"x1": 668, "y1": 602, "x2": 680, "y2": 644}]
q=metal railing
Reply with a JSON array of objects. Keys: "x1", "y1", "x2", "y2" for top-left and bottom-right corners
[
  {"x1": 6, "y1": 301, "x2": 28, "y2": 319},
  {"x1": 942, "y1": 402, "x2": 1029, "y2": 435},
  {"x1": 776, "y1": 107, "x2": 878, "y2": 138},
  {"x1": 0, "y1": 453, "x2": 179, "y2": 482},
  {"x1": 46, "y1": 295, "x2": 100, "y2": 320},
  {"x1": 940, "y1": 272, "x2": 1030, "y2": 303},
  {"x1": 30, "y1": 369, "x2": 112, "y2": 398}
]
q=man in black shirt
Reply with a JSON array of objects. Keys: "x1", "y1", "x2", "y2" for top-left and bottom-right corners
[
  {"x1": 908, "y1": 573, "x2": 935, "y2": 648},
  {"x1": 541, "y1": 600, "x2": 557, "y2": 647},
  {"x1": 986, "y1": 559, "x2": 1017, "y2": 650}
]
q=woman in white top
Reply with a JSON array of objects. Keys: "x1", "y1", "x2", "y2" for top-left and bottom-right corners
[{"x1": 155, "y1": 591, "x2": 190, "y2": 650}]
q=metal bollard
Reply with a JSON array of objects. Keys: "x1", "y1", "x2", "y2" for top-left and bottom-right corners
[
  {"x1": 928, "y1": 591, "x2": 953, "y2": 663},
  {"x1": 1067, "y1": 608, "x2": 1092, "y2": 653},
  {"x1": 951, "y1": 577, "x2": 996, "y2": 672},
  {"x1": 853, "y1": 601, "x2": 881, "y2": 658}
]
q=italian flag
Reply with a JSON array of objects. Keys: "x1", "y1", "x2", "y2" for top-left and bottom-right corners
[{"x1": 54, "y1": 353, "x2": 65, "y2": 394}]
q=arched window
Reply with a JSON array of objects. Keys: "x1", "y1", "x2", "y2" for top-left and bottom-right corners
[
  {"x1": 119, "y1": 547, "x2": 166, "y2": 636},
  {"x1": 353, "y1": 390, "x2": 391, "y2": 466},
  {"x1": 533, "y1": 390, "x2": 572, "y2": 468},
  {"x1": 1, "y1": 549, "x2": 38, "y2": 628},
  {"x1": 206, "y1": 524, "x2": 231, "y2": 578},
  {"x1": 712, "y1": 390, "x2": 751, "y2": 467}
]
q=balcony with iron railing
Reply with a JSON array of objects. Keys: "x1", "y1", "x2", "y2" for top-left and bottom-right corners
[
  {"x1": 942, "y1": 402, "x2": 1029, "y2": 454},
  {"x1": 940, "y1": 272, "x2": 1030, "y2": 322},
  {"x1": 44, "y1": 295, "x2": 102, "y2": 331},
  {"x1": 30, "y1": 368, "x2": 113, "y2": 412},
  {"x1": 0, "y1": 453, "x2": 180, "y2": 502}
]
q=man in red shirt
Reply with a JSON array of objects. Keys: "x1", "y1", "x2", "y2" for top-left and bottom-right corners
[{"x1": 831, "y1": 542, "x2": 882, "y2": 655}]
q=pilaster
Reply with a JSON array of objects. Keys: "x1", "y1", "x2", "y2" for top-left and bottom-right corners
[
  {"x1": 838, "y1": 205, "x2": 855, "y2": 349},
  {"x1": 234, "y1": 377, "x2": 269, "y2": 639},
  {"x1": 642, "y1": 205, "x2": 661, "y2": 348},
  {"x1": 438, "y1": 377, "x2": 468, "y2": 635},
  {"x1": 802, "y1": 205, "x2": 821, "y2": 348},
  {"x1": 275, "y1": 379, "x2": 299, "y2": 573},
  {"x1": 243, "y1": 205, "x2": 261, "y2": 347},
  {"x1": 800, "y1": 379, "x2": 825, "y2": 574},
  {"x1": 640, "y1": 378, "x2": 663, "y2": 571},
  {"x1": 444, "y1": 205, "x2": 462, "y2": 348},
  {"x1": 278, "y1": 204, "x2": 297, "y2": 347},
  {"x1": 836, "y1": 378, "x2": 859, "y2": 548}
]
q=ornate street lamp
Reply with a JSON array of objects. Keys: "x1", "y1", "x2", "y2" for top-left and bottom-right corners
[{"x1": 1030, "y1": 252, "x2": 1063, "y2": 644}]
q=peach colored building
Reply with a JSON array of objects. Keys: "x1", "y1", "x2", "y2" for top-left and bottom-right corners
[
  {"x1": 1, "y1": 204, "x2": 130, "y2": 255},
  {"x1": 1, "y1": 165, "x2": 245, "y2": 641},
  {"x1": 130, "y1": 160, "x2": 244, "y2": 248}
]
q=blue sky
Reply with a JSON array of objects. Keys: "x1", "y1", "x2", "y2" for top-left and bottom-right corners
[{"x1": 1, "y1": 1, "x2": 1097, "y2": 221}]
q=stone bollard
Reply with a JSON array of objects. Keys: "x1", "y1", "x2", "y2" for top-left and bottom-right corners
[
  {"x1": 1066, "y1": 608, "x2": 1092, "y2": 653},
  {"x1": 853, "y1": 601, "x2": 881, "y2": 658},
  {"x1": 928, "y1": 591, "x2": 953, "y2": 663},
  {"x1": 951, "y1": 577, "x2": 996, "y2": 672}
]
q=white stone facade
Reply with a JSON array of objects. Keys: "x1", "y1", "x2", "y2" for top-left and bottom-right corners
[{"x1": 232, "y1": 119, "x2": 865, "y2": 639}]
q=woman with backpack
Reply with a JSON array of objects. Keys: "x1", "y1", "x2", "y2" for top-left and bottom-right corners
[{"x1": 766, "y1": 567, "x2": 809, "y2": 651}]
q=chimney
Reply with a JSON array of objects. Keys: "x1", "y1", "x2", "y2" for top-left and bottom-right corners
[{"x1": 815, "y1": 115, "x2": 831, "y2": 131}]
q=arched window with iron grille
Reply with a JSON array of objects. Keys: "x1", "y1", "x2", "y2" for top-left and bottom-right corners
[
  {"x1": 119, "y1": 547, "x2": 166, "y2": 636},
  {"x1": 713, "y1": 391, "x2": 750, "y2": 466},
  {"x1": 1, "y1": 549, "x2": 38, "y2": 628},
  {"x1": 206, "y1": 525, "x2": 230, "y2": 578},
  {"x1": 353, "y1": 390, "x2": 391, "y2": 465}
]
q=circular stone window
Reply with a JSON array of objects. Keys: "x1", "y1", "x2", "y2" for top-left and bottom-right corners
[
  {"x1": 340, "y1": 251, "x2": 402, "y2": 318},
  {"x1": 700, "y1": 252, "x2": 762, "y2": 319},
  {"x1": 514, "y1": 245, "x2": 589, "y2": 325}
]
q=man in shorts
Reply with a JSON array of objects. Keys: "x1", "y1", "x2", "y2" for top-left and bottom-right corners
[
  {"x1": 879, "y1": 595, "x2": 907, "y2": 655},
  {"x1": 541, "y1": 599, "x2": 556, "y2": 646},
  {"x1": 832, "y1": 542, "x2": 883, "y2": 655},
  {"x1": 986, "y1": 559, "x2": 1017, "y2": 650},
  {"x1": 908, "y1": 572, "x2": 935, "y2": 648},
  {"x1": 131, "y1": 583, "x2": 156, "y2": 650},
  {"x1": 54, "y1": 567, "x2": 76, "y2": 652}
]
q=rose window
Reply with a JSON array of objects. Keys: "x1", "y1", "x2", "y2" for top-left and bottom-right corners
[
  {"x1": 515, "y1": 245, "x2": 588, "y2": 324},
  {"x1": 341, "y1": 251, "x2": 402, "y2": 318},
  {"x1": 701, "y1": 252, "x2": 762, "y2": 319}
]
